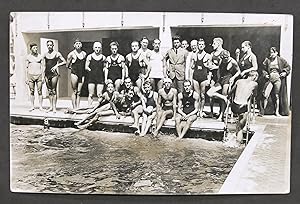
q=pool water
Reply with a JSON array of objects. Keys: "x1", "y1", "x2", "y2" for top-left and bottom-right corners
[{"x1": 10, "y1": 124, "x2": 243, "y2": 194}]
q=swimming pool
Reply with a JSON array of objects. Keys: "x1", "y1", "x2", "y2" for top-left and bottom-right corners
[{"x1": 10, "y1": 124, "x2": 244, "y2": 194}]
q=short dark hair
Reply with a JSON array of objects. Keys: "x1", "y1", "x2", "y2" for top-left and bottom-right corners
[
  {"x1": 172, "y1": 35, "x2": 181, "y2": 42},
  {"x1": 141, "y1": 36, "x2": 149, "y2": 42},
  {"x1": 131, "y1": 41, "x2": 140, "y2": 46},
  {"x1": 110, "y1": 41, "x2": 119, "y2": 48},
  {"x1": 46, "y1": 40, "x2": 54, "y2": 45},
  {"x1": 29, "y1": 43, "x2": 37, "y2": 49},
  {"x1": 183, "y1": 79, "x2": 192, "y2": 86}
]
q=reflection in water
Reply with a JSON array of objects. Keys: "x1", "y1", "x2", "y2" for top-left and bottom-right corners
[{"x1": 11, "y1": 124, "x2": 243, "y2": 194}]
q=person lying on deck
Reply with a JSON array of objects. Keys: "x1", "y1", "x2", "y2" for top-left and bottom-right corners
[
  {"x1": 227, "y1": 71, "x2": 258, "y2": 143},
  {"x1": 175, "y1": 80, "x2": 199, "y2": 139},
  {"x1": 152, "y1": 77, "x2": 177, "y2": 136},
  {"x1": 74, "y1": 80, "x2": 119, "y2": 129}
]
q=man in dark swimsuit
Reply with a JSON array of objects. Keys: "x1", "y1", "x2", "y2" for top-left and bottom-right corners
[
  {"x1": 207, "y1": 50, "x2": 240, "y2": 121},
  {"x1": 238, "y1": 41, "x2": 258, "y2": 78},
  {"x1": 85, "y1": 41, "x2": 106, "y2": 107},
  {"x1": 152, "y1": 77, "x2": 177, "y2": 136},
  {"x1": 176, "y1": 80, "x2": 199, "y2": 139},
  {"x1": 189, "y1": 38, "x2": 212, "y2": 117},
  {"x1": 43, "y1": 40, "x2": 66, "y2": 113},
  {"x1": 228, "y1": 71, "x2": 258, "y2": 143},
  {"x1": 120, "y1": 77, "x2": 143, "y2": 133},
  {"x1": 66, "y1": 38, "x2": 87, "y2": 109},
  {"x1": 140, "y1": 79, "x2": 158, "y2": 136},
  {"x1": 104, "y1": 41, "x2": 126, "y2": 92},
  {"x1": 125, "y1": 41, "x2": 144, "y2": 90}
]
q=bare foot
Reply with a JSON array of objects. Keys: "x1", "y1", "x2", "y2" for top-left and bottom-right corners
[
  {"x1": 152, "y1": 130, "x2": 158, "y2": 137},
  {"x1": 275, "y1": 112, "x2": 281, "y2": 117},
  {"x1": 39, "y1": 107, "x2": 45, "y2": 111},
  {"x1": 29, "y1": 107, "x2": 35, "y2": 112},
  {"x1": 46, "y1": 108, "x2": 53, "y2": 113},
  {"x1": 77, "y1": 124, "x2": 88, "y2": 129},
  {"x1": 53, "y1": 109, "x2": 57, "y2": 113}
]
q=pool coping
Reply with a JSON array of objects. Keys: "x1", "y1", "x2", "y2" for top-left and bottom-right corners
[{"x1": 219, "y1": 123, "x2": 266, "y2": 194}]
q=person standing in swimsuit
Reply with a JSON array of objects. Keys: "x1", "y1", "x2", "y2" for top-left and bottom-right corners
[
  {"x1": 152, "y1": 78, "x2": 177, "y2": 136},
  {"x1": 207, "y1": 50, "x2": 240, "y2": 121},
  {"x1": 85, "y1": 41, "x2": 106, "y2": 107},
  {"x1": 66, "y1": 38, "x2": 87, "y2": 109},
  {"x1": 104, "y1": 41, "x2": 126, "y2": 92},
  {"x1": 147, "y1": 39, "x2": 166, "y2": 91},
  {"x1": 189, "y1": 39, "x2": 212, "y2": 117},
  {"x1": 185, "y1": 39, "x2": 198, "y2": 80},
  {"x1": 140, "y1": 80, "x2": 158, "y2": 136},
  {"x1": 43, "y1": 40, "x2": 66, "y2": 113},
  {"x1": 181, "y1": 39, "x2": 189, "y2": 50},
  {"x1": 238, "y1": 41, "x2": 258, "y2": 78},
  {"x1": 25, "y1": 43, "x2": 45, "y2": 111},
  {"x1": 175, "y1": 80, "x2": 199, "y2": 139},
  {"x1": 125, "y1": 41, "x2": 146, "y2": 90}
]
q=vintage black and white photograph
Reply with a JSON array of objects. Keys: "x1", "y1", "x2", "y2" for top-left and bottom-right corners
[{"x1": 9, "y1": 12, "x2": 292, "y2": 194}]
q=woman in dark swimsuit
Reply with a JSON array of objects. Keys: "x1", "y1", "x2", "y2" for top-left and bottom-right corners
[
  {"x1": 66, "y1": 38, "x2": 87, "y2": 109},
  {"x1": 43, "y1": 40, "x2": 66, "y2": 113}
]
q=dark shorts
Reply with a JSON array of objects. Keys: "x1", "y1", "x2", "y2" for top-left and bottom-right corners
[
  {"x1": 231, "y1": 102, "x2": 248, "y2": 114},
  {"x1": 219, "y1": 74, "x2": 231, "y2": 86},
  {"x1": 71, "y1": 67, "x2": 85, "y2": 83},
  {"x1": 88, "y1": 71, "x2": 105, "y2": 84}
]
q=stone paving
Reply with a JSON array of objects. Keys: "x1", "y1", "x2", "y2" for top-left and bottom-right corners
[{"x1": 220, "y1": 116, "x2": 290, "y2": 193}]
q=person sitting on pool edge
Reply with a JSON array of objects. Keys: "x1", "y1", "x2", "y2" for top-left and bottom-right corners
[
  {"x1": 140, "y1": 79, "x2": 158, "y2": 136},
  {"x1": 227, "y1": 71, "x2": 258, "y2": 144},
  {"x1": 119, "y1": 77, "x2": 143, "y2": 134},
  {"x1": 152, "y1": 77, "x2": 177, "y2": 136},
  {"x1": 175, "y1": 80, "x2": 200, "y2": 139},
  {"x1": 74, "y1": 79, "x2": 120, "y2": 129}
]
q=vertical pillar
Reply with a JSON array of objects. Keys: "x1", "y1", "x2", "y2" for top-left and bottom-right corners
[
  {"x1": 159, "y1": 12, "x2": 172, "y2": 55},
  {"x1": 280, "y1": 15, "x2": 293, "y2": 106}
]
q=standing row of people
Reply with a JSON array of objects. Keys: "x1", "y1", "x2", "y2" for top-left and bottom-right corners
[{"x1": 25, "y1": 35, "x2": 290, "y2": 117}]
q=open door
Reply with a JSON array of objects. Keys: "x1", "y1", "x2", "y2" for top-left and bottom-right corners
[{"x1": 40, "y1": 38, "x2": 59, "y2": 98}]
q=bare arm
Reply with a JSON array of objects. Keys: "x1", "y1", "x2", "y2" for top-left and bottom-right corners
[
  {"x1": 172, "y1": 89, "x2": 178, "y2": 118},
  {"x1": 177, "y1": 93, "x2": 185, "y2": 117},
  {"x1": 66, "y1": 52, "x2": 73, "y2": 69},
  {"x1": 85, "y1": 55, "x2": 91, "y2": 71},
  {"x1": 56, "y1": 52, "x2": 67, "y2": 67}
]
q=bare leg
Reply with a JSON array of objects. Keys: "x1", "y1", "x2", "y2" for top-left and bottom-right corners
[
  {"x1": 96, "y1": 84, "x2": 104, "y2": 101},
  {"x1": 88, "y1": 83, "x2": 95, "y2": 107},
  {"x1": 37, "y1": 81, "x2": 43, "y2": 110},
  {"x1": 275, "y1": 94, "x2": 281, "y2": 116},
  {"x1": 28, "y1": 81, "x2": 35, "y2": 111},
  {"x1": 52, "y1": 76, "x2": 59, "y2": 113},
  {"x1": 70, "y1": 74, "x2": 79, "y2": 109},
  {"x1": 131, "y1": 105, "x2": 143, "y2": 133},
  {"x1": 142, "y1": 112, "x2": 156, "y2": 136},
  {"x1": 140, "y1": 113, "x2": 148, "y2": 136},
  {"x1": 76, "y1": 77, "x2": 84, "y2": 108},
  {"x1": 175, "y1": 115, "x2": 182, "y2": 137},
  {"x1": 179, "y1": 115, "x2": 197, "y2": 138},
  {"x1": 217, "y1": 84, "x2": 229, "y2": 121},
  {"x1": 153, "y1": 110, "x2": 173, "y2": 136},
  {"x1": 236, "y1": 113, "x2": 248, "y2": 143},
  {"x1": 78, "y1": 109, "x2": 115, "y2": 129},
  {"x1": 115, "y1": 79, "x2": 122, "y2": 92}
]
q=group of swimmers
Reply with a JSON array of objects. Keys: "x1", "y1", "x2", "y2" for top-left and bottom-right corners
[{"x1": 24, "y1": 35, "x2": 291, "y2": 141}]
